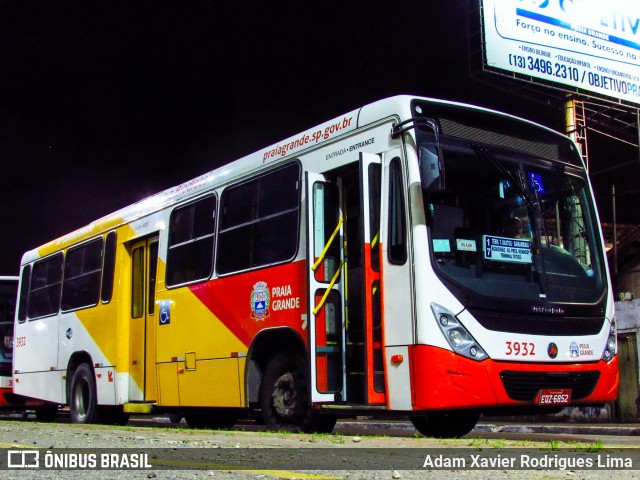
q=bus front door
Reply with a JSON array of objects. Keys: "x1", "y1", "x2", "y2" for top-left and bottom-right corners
[
  {"x1": 357, "y1": 153, "x2": 386, "y2": 405},
  {"x1": 306, "y1": 173, "x2": 346, "y2": 404}
]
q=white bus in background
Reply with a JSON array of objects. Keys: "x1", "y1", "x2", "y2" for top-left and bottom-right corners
[{"x1": 0, "y1": 277, "x2": 19, "y2": 407}]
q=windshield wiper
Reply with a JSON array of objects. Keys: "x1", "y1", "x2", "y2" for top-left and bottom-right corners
[
  {"x1": 471, "y1": 144, "x2": 535, "y2": 211},
  {"x1": 471, "y1": 144, "x2": 549, "y2": 296}
]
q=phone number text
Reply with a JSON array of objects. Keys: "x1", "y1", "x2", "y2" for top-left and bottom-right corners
[
  {"x1": 507, "y1": 53, "x2": 640, "y2": 98},
  {"x1": 509, "y1": 54, "x2": 583, "y2": 81}
]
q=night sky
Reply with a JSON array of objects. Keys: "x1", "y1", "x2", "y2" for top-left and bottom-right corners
[{"x1": 0, "y1": 1, "x2": 635, "y2": 274}]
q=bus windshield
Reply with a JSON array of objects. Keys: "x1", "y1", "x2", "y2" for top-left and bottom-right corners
[{"x1": 419, "y1": 123, "x2": 605, "y2": 306}]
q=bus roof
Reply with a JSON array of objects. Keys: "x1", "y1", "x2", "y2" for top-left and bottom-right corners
[{"x1": 21, "y1": 95, "x2": 566, "y2": 264}]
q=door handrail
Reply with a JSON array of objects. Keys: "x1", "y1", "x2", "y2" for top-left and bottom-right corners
[
  {"x1": 312, "y1": 217, "x2": 343, "y2": 272},
  {"x1": 313, "y1": 260, "x2": 344, "y2": 316}
]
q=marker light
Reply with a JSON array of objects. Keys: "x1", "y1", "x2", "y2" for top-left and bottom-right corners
[
  {"x1": 431, "y1": 303, "x2": 487, "y2": 361},
  {"x1": 601, "y1": 320, "x2": 617, "y2": 362},
  {"x1": 390, "y1": 354, "x2": 404, "y2": 364}
]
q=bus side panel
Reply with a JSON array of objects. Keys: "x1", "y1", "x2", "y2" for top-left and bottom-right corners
[
  {"x1": 157, "y1": 363, "x2": 179, "y2": 405},
  {"x1": 155, "y1": 261, "x2": 306, "y2": 408},
  {"x1": 14, "y1": 316, "x2": 61, "y2": 403},
  {"x1": 154, "y1": 284, "x2": 247, "y2": 407},
  {"x1": 190, "y1": 261, "x2": 308, "y2": 350},
  {"x1": 14, "y1": 371, "x2": 65, "y2": 404},
  {"x1": 94, "y1": 366, "x2": 117, "y2": 404},
  {"x1": 58, "y1": 310, "x2": 115, "y2": 369},
  {"x1": 178, "y1": 358, "x2": 243, "y2": 407},
  {"x1": 384, "y1": 346, "x2": 412, "y2": 410},
  {"x1": 56, "y1": 290, "x2": 121, "y2": 405}
]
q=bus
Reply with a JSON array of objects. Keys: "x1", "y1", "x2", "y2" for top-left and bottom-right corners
[
  {"x1": 12, "y1": 96, "x2": 617, "y2": 437},
  {"x1": 1, "y1": 275, "x2": 57, "y2": 418},
  {"x1": 0, "y1": 276, "x2": 18, "y2": 407}
]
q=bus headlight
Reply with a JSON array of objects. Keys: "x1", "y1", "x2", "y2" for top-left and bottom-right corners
[
  {"x1": 431, "y1": 303, "x2": 487, "y2": 361},
  {"x1": 448, "y1": 329, "x2": 464, "y2": 347},
  {"x1": 601, "y1": 320, "x2": 616, "y2": 362}
]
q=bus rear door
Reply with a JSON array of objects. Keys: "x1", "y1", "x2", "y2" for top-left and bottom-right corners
[{"x1": 129, "y1": 235, "x2": 159, "y2": 403}]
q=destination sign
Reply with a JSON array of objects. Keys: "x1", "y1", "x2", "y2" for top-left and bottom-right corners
[{"x1": 484, "y1": 235, "x2": 533, "y2": 264}]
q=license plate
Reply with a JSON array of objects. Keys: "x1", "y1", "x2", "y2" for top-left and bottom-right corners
[{"x1": 537, "y1": 389, "x2": 572, "y2": 405}]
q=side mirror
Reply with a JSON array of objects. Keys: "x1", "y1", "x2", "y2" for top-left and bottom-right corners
[
  {"x1": 392, "y1": 116, "x2": 445, "y2": 191},
  {"x1": 420, "y1": 145, "x2": 445, "y2": 191}
]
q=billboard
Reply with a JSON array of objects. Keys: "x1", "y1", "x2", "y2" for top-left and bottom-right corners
[{"x1": 482, "y1": 0, "x2": 640, "y2": 105}]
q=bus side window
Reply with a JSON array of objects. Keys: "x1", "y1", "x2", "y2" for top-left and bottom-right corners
[
  {"x1": 217, "y1": 163, "x2": 300, "y2": 275},
  {"x1": 388, "y1": 158, "x2": 407, "y2": 264},
  {"x1": 166, "y1": 195, "x2": 216, "y2": 287},
  {"x1": 101, "y1": 231, "x2": 117, "y2": 303},
  {"x1": 27, "y1": 253, "x2": 64, "y2": 319},
  {"x1": 17, "y1": 265, "x2": 31, "y2": 323},
  {"x1": 61, "y1": 238, "x2": 103, "y2": 311}
]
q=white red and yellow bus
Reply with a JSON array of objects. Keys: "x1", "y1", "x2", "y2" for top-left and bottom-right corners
[{"x1": 13, "y1": 96, "x2": 617, "y2": 436}]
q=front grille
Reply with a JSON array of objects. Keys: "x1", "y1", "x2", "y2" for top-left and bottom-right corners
[
  {"x1": 439, "y1": 118, "x2": 560, "y2": 161},
  {"x1": 469, "y1": 310, "x2": 604, "y2": 336},
  {"x1": 500, "y1": 371, "x2": 600, "y2": 401}
]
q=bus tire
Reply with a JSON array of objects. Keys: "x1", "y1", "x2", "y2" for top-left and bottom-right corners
[
  {"x1": 184, "y1": 408, "x2": 238, "y2": 429},
  {"x1": 260, "y1": 354, "x2": 308, "y2": 432},
  {"x1": 69, "y1": 363, "x2": 100, "y2": 424},
  {"x1": 34, "y1": 404, "x2": 57, "y2": 422},
  {"x1": 302, "y1": 413, "x2": 337, "y2": 434},
  {"x1": 168, "y1": 412, "x2": 184, "y2": 424},
  {"x1": 98, "y1": 406, "x2": 129, "y2": 426},
  {"x1": 410, "y1": 410, "x2": 479, "y2": 438}
]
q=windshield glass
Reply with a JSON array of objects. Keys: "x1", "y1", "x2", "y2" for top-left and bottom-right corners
[{"x1": 422, "y1": 140, "x2": 605, "y2": 305}]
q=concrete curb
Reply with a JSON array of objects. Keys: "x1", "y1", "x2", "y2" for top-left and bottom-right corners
[
  {"x1": 475, "y1": 423, "x2": 640, "y2": 436},
  {"x1": 334, "y1": 420, "x2": 640, "y2": 436}
]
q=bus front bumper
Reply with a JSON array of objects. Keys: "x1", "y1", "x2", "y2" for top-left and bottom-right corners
[{"x1": 409, "y1": 345, "x2": 619, "y2": 410}]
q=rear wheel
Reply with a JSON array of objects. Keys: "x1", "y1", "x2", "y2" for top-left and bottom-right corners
[
  {"x1": 168, "y1": 412, "x2": 184, "y2": 424},
  {"x1": 410, "y1": 410, "x2": 479, "y2": 438},
  {"x1": 69, "y1": 363, "x2": 100, "y2": 424},
  {"x1": 98, "y1": 406, "x2": 129, "y2": 426}
]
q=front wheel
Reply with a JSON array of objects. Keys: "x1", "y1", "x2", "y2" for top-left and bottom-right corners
[
  {"x1": 69, "y1": 363, "x2": 100, "y2": 424},
  {"x1": 260, "y1": 354, "x2": 308, "y2": 432},
  {"x1": 410, "y1": 410, "x2": 479, "y2": 438},
  {"x1": 260, "y1": 354, "x2": 337, "y2": 433},
  {"x1": 303, "y1": 413, "x2": 337, "y2": 434}
]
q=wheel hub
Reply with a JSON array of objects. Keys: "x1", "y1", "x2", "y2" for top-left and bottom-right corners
[{"x1": 272, "y1": 372, "x2": 297, "y2": 418}]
